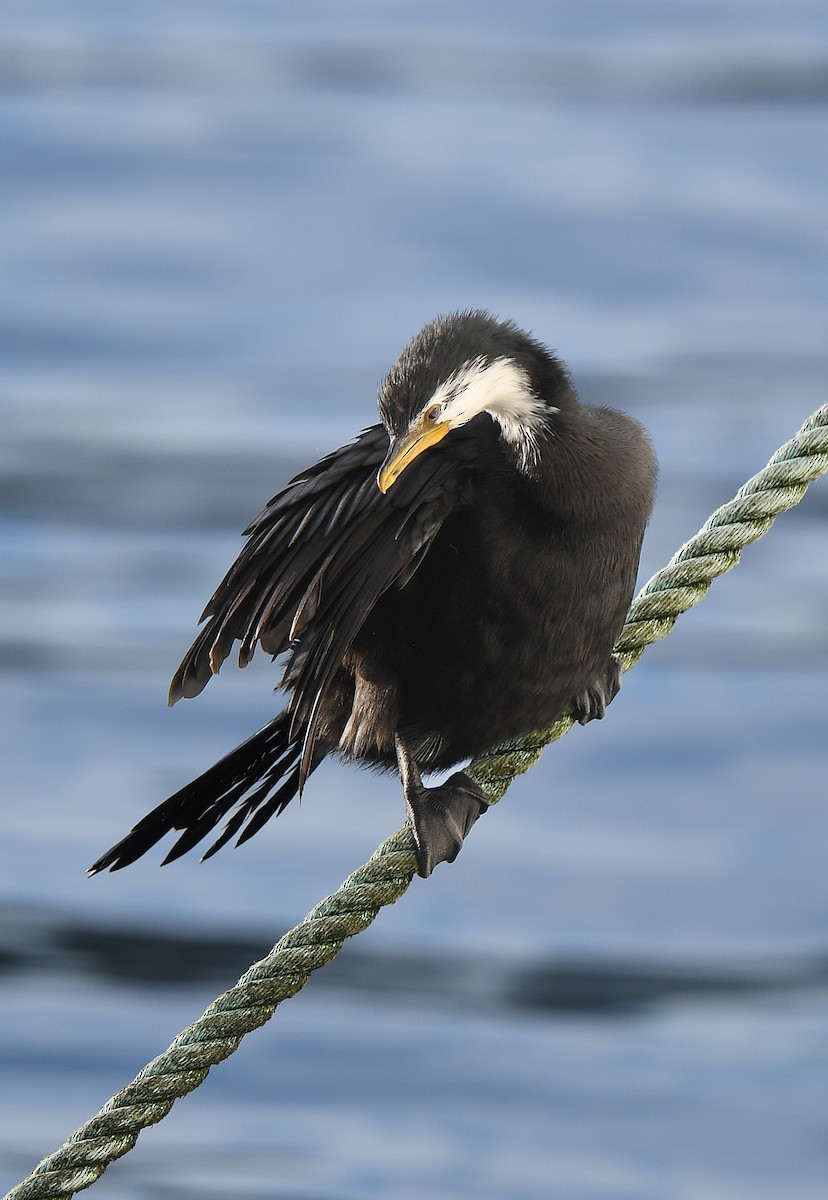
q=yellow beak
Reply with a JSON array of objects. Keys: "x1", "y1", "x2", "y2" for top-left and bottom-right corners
[{"x1": 377, "y1": 418, "x2": 451, "y2": 493}]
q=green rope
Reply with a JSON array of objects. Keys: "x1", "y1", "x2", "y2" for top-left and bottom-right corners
[{"x1": 6, "y1": 403, "x2": 828, "y2": 1200}]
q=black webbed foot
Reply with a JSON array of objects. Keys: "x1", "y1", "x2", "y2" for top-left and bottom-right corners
[
  {"x1": 395, "y1": 736, "x2": 489, "y2": 878},
  {"x1": 405, "y1": 771, "x2": 489, "y2": 878},
  {"x1": 572, "y1": 654, "x2": 622, "y2": 726}
]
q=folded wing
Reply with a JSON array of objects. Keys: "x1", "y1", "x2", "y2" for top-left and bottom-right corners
[{"x1": 169, "y1": 423, "x2": 471, "y2": 785}]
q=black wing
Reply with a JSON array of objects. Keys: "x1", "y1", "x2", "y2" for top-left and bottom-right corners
[{"x1": 169, "y1": 422, "x2": 472, "y2": 785}]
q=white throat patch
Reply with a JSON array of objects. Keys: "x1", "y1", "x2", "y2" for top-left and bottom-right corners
[{"x1": 428, "y1": 357, "x2": 551, "y2": 469}]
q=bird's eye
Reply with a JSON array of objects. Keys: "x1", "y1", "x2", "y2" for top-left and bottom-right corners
[{"x1": 425, "y1": 404, "x2": 441, "y2": 423}]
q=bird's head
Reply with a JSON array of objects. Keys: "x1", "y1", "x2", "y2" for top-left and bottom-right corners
[{"x1": 376, "y1": 311, "x2": 575, "y2": 493}]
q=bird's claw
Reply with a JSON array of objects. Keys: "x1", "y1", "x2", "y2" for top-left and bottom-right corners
[
  {"x1": 572, "y1": 655, "x2": 622, "y2": 725},
  {"x1": 405, "y1": 771, "x2": 489, "y2": 878}
]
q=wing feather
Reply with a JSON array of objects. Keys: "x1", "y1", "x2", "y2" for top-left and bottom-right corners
[{"x1": 169, "y1": 420, "x2": 472, "y2": 782}]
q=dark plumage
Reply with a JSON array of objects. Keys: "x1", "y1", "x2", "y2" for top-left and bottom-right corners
[{"x1": 90, "y1": 312, "x2": 656, "y2": 878}]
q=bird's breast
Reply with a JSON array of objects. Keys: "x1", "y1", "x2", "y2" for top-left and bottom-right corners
[{"x1": 349, "y1": 496, "x2": 617, "y2": 769}]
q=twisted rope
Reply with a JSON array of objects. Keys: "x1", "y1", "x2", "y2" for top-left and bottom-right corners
[
  {"x1": 6, "y1": 403, "x2": 828, "y2": 1200},
  {"x1": 6, "y1": 829, "x2": 418, "y2": 1200}
]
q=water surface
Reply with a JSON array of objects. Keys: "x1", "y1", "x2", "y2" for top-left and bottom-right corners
[{"x1": 2, "y1": 4, "x2": 828, "y2": 1198}]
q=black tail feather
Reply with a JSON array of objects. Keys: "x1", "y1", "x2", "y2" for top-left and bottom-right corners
[
  {"x1": 235, "y1": 763, "x2": 303, "y2": 847},
  {"x1": 88, "y1": 712, "x2": 305, "y2": 874}
]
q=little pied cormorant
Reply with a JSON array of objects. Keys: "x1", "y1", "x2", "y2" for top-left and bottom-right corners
[{"x1": 90, "y1": 311, "x2": 657, "y2": 879}]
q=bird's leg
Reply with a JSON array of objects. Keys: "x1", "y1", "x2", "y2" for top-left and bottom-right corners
[
  {"x1": 395, "y1": 734, "x2": 489, "y2": 878},
  {"x1": 572, "y1": 653, "x2": 622, "y2": 725}
]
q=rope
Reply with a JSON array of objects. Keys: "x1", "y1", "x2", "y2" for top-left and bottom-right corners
[
  {"x1": 6, "y1": 403, "x2": 828, "y2": 1200},
  {"x1": 5, "y1": 829, "x2": 418, "y2": 1200}
]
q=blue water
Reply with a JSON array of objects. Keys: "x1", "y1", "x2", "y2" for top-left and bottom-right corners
[{"x1": 2, "y1": 3, "x2": 828, "y2": 1198}]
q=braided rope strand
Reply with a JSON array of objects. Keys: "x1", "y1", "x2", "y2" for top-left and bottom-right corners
[
  {"x1": 6, "y1": 404, "x2": 828, "y2": 1200},
  {"x1": 5, "y1": 831, "x2": 418, "y2": 1200}
]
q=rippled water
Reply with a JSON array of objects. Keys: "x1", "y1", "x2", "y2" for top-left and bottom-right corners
[{"x1": 2, "y1": 3, "x2": 828, "y2": 1198}]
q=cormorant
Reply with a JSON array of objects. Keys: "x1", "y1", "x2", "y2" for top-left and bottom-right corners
[{"x1": 90, "y1": 312, "x2": 656, "y2": 879}]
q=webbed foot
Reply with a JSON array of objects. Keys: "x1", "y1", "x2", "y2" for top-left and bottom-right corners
[
  {"x1": 395, "y1": 736, "x2": 489, "y2": 878},
  {"x1": 405, "y1": 771, "x2": 489, "y2": 878},
  {"x1": 572, "y1": 654, "x2": 622, "y2": 725}
]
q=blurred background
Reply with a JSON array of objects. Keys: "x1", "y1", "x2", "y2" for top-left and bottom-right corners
[{"x1": 2, "y1": 3, "x2": 828, "y2": 1198}]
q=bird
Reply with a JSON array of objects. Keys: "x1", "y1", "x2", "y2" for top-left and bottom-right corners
[{"x1": 89, "y1": 311, "x2": 656, "y2": 879}]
